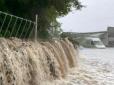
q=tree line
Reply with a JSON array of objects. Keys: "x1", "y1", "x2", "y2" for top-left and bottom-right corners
[{"x1": 0, "y1": 0, "x2": 82, "y2": 39}]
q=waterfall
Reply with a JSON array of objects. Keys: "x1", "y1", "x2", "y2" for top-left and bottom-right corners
[{"x1": 0, "y1": 38, "x2": 79, "y2": 85}]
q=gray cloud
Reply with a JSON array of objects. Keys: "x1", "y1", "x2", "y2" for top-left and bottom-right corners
[{"x1": 59, "y1": 0, "x2": 114, "y2": 32}]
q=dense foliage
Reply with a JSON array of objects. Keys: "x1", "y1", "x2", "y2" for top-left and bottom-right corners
[{"x1": 0, "y1": 0, "x2": 82, "y2": 39}]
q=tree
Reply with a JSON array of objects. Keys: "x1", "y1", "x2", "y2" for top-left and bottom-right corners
[{"x1": 0, "y1": 0, "x2": 83, "y2": 39}]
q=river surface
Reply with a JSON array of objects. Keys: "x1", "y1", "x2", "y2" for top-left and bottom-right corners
[
  {"x1": 64, "y1": 48, "x2": 114, "y2": 85},
  {"x1": 80, "y1": 48, "x2": 114, "y2": 65}
]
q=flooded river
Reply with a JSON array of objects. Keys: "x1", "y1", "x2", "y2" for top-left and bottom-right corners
[
  {"x1": 0, "y1": 38, "x2": 114, "y2": 85},
  {"x1": 80, "y1": 48, "x2": 114, "y2": 65},
  {"x1": 62, "y1": 48, "x2": 114, "y2": 85},
  {"x1": 65, "y1": 48, "x2": 114, "y2": 85}
]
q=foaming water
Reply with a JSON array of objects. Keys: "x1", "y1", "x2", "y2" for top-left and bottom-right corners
[{"x1": 0, "y1": 38, "x2": 78, "y2": 85}]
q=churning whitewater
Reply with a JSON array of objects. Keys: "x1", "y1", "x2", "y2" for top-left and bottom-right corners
[
  {"x1": 0, "y1": 38, "x2": 79, "y2": 85},
  {"x1": 0, "y1": 38, "x2": 114, "y2": 85}
]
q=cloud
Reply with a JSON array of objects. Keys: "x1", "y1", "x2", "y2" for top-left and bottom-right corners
[{"x1": 59, "y1": 0, "x2": 114, "y2": 32}]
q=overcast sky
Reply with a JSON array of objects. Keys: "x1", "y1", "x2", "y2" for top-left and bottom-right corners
[{"x1": 59, "y1": 0, "x2": 114, "y2": 32}]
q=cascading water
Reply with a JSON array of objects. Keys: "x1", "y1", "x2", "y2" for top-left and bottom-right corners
[{"x1": 0, "y1": 38, "x2": 79, "y2": 85}]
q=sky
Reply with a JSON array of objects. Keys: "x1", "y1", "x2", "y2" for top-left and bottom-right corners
[{"x1": 59, "y1": 0, "x2": 114, "y2": 32}]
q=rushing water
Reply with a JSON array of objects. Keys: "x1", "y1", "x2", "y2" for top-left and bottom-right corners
[
  {"x1": 58, "y1": 48, "x2": 114, "y2": 85},
  {"x1": 0, "y1": 38, "x2": 79, "y2": 85},
  {"x1": 1, "y1": 38, "x2": 114, "y2": 85},
  {"x1": 76, "y1": 48, "x2": 114, "y2": 85}
]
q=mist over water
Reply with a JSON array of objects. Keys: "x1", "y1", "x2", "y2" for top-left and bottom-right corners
[{"x1": 0, "y1": 38, "x2": 78, "y2": 85}]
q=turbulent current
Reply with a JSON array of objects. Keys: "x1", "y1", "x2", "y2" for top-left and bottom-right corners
[
  {"x1": 0, "y1": 38, "x2": 114, "y2": 85},
  {"x1": 0, "y1": 38, "x2": 79, "y2": 85}
]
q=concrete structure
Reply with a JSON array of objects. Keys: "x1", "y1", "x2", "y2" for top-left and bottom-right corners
[
  {"x1": 107, "y1": 27, "x2": 114, "y2": 47},
  {"x1": 61, "y1": 27, "x2": 114, "y2": 47}
]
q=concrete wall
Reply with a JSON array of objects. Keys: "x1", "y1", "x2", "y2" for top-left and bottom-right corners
[{"x1": 108, "y1": 27, "x2": 114, "y2": 47}]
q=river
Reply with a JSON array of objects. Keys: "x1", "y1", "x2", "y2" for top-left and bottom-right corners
[{"x1": 64, "y1": 48, "x2": 114, "y2": 85}]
